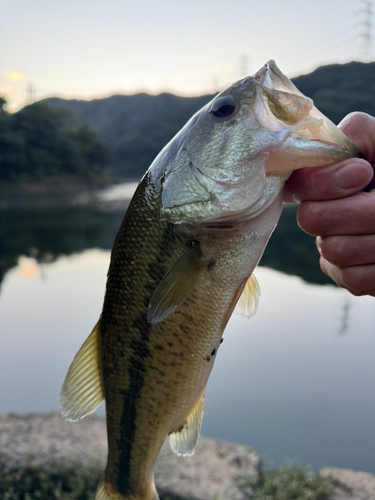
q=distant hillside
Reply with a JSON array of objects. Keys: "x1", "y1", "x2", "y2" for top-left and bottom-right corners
[
  {"x1": 0, "y1": 101, "x2": 111, "y2": 184},
  {"x1": 41, "y1": 61, "x2": 375, "y2": 178},
  {"x1": 43, "y1": 93, "x2": 213, "y2": 178},
  {"x1": 292, "y1": 61, "x2": 375, "y2": 124}
]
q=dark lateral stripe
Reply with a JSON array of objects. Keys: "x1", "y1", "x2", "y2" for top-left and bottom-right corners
[
  {"x1": 116, "y1": 311, "x2": 150, "y2": 493},
  {"x1": 116, "y1": 222, "x2": 177, "y2": 494}
]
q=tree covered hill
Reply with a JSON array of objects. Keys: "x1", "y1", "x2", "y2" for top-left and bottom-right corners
[
  {"x1": 292, "y1": 61, "x2": 375, "y2": 125},
  {"x1": 42, "y1": 92, "x2": 213, "y2": 178},
  {"x1": 2, "y1": 60, "x2": 375, "y2": 182},
  {"x1": 0, "y1": 99, "x2": 111, "y2": 183},
  {"x1": 41, "y1": 61, "x2": 375, "y2": 179}
]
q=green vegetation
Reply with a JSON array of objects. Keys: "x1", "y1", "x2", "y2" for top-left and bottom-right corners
[
  {"x1": 248, "y1": 461, "x2": 335, "y2": 500},
  {"x1": 43, "y1": 92, "x2": 212, "y2": 179},
  {"x1": 0, "y1": 455, "x2": 101, "y2": 500},
  {"x1": 0, "y1": 100, "x2": 111, "y2": 183},
  {"x1": 0, "y1": 455, "x2": 336, "y2": 500},
  {"x1": 0, "y1": 457, "x2": 181, "y2": 500}
]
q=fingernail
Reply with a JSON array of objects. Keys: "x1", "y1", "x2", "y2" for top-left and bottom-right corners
[{"x1": 333, "y1": 163, "x2": 373, "y2": 190}]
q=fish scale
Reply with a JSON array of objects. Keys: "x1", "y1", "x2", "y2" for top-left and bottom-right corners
[
  {"x1": 101, "y1": 180, "x2": 252, "y2": 497},
  {"x1": 60, "y1": 61, "x2": 358, "y2": 500}
]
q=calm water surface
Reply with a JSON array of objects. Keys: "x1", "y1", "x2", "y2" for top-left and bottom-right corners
[{"x1": 0, "y1": 183, "x2": 374, "y2": 472}]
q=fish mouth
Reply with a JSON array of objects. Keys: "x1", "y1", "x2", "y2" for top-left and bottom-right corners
[{"x1": 244, "y1": 60, "x2": 359, "y2": 173}]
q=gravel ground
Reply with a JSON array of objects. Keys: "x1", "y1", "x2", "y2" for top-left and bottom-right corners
[
  {"x1": 1, "y1": 413, "x2": 374, "y2": 500},
  {"x1": 321, "y1": 468, "x2": 375, "y2": 500},
  {"x1": 0, "y1": 413, "x2": 260, "y2": 500}
]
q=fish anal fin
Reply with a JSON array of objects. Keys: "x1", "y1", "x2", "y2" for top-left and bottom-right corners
[
  {"x1": 234, "y1": 274, "x2": 261, "y2": 319},
  {"x1": 169, "y1": 392, "x2": 205, "y2": 457},
  {"x1": 60, "y1": 320, "x2": 105, "y2": 422},
  {"x1": 147, "y1": 245, "x2": 208, "y2": 325}
]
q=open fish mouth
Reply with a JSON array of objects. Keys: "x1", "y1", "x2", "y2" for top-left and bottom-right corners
[{"x1": 243, "y1": 60, "x2": 359, "y2": 173}]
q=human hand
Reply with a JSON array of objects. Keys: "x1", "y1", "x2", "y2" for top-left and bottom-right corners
[{"x1": 284, "y1": 112, "x2": 375, "y2": 296}]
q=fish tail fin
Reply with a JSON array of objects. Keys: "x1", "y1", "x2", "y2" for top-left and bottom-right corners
[{"x1": 96, "y1": 477, "x2": 160, "y2": 500}]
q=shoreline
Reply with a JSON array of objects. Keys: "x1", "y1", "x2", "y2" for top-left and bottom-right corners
[
  {"x1": 0, "y1": 176, "x2": 141, "y2": 195},
  {"x1": 1, "y1": 413, "x2": 374, "y2": 499}
]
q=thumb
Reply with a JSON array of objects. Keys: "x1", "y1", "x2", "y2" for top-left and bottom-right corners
[{"x1": 283, "y1": 158, "x2": 373, "y2": 203}]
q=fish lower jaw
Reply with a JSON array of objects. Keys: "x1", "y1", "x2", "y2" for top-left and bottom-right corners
[
  {"x1": 205, "y1": 180, "x2": 285, "y2": 230},
  {"x1": 165, "y1": 177, "x2": 285, "y2": 234},
  {"x1": 264, "y1": 138, "x2": 357, "y2": 174}
]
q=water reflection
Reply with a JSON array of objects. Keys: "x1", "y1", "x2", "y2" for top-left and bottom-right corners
[
  {"x1": 0, "y1": 183, "x2": 329, "y2": 289},
  {"x1": 0, "y1": 184, "x2": 138, "y2": 288},
  {"x1": 0, "y1": 254, "x2": 374, "y2": 472}
]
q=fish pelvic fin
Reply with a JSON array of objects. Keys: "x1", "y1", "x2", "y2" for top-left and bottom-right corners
[
  {"x1": 96, "y1": 477, "x2": 160, "y2": 500},
  {"x1": 60, "y1": 320, "x2": 105, "y2": 421},
  {"x1": 147, "y1": 245, "x2": 209, "y2": 325},
  {"x1": 169, "y1": 391, "x2": 205, "y2": 456},
  {"x1": 234, "y1": 274, "x2": 261, "y2": 319}
]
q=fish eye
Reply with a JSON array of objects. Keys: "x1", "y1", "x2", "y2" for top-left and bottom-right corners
[{"x1": 209, "y1": 96, "x2": 236, "y2": 118}]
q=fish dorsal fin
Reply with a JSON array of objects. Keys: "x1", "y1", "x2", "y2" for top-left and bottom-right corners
[
  {"x1": 60, "y1": 320, "x2": 105, "y2": 421},
  {"x1": 147, "y1": 245, "x2": 208, "y2": 325},
  {"x1": 169, "y1": 392, "x2": 205, "y2": 456},
  {"x1": 234, "y1": 274, "x2": 261, "y2": 319}
]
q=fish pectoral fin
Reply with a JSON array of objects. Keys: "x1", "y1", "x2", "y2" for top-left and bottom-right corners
[
  {"x1": 169, "y1": 392, "x2": 205, "y2": 457},
  {"x1": 60, "y1": 320, "x2": 105, "y2": 421},
  {"x1": 147, "y1": 245, "x2": 209, "y2": 325},
  {"x1": 234, "y1": 274, "x2": 261, "y2": 319}
]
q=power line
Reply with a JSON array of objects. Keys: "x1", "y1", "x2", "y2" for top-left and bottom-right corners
[
  {"x1": 238, "y1": 54, "x2": 250, "y2": 78},
  {"x1": 359, "y1": 0, "x2": 374, "y2": 61},
  {"x1": 290, "y1": 26, "x2": 359, "y2": 69},
  {"x1": 26, "y1": 82, "x2": 36, "y2": 104},
  {"x1": 290, "y1": 2, "x2": 375, "y2": 70}
]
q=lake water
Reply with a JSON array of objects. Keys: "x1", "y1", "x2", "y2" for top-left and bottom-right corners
[{"x1": 0, "y1": 183, "x2": 374, "y2": 473}]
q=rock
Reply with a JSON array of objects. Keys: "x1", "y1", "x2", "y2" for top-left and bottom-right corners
[
  {"x1": 156, "y1": 438, "x2": 261, "y2": 500},
  {"x1": 0, "y1": 413, "x2": 261, "y2": 500},
  {"x1": 0, "y1": 412, "x2": 107, "y2": 469},
  {"x1": 321, "y1": 467, "x2": 375, "y2": 500}
]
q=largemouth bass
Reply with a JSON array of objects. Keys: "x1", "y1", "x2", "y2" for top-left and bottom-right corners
[{"x1": 60, "y1": 61, "x2": 358, "y2": 500}]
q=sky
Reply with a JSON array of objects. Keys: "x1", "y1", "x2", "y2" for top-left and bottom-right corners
[{"x1": 1, "y1": 0, "x2": 373, "y2": 111}]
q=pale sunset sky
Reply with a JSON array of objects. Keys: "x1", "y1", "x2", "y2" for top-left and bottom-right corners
[{"x1": 1, "y1": 0, "x2": 372, "y2": 111}]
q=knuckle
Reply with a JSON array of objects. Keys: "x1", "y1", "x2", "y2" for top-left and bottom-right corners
[
  {"x1": 297, "y1": 202, "x2": 322, "y2": 236},
  {"x1": 341, "y1": 267, "x2": 363, "y2": 290},
  {"x1": 319, "y1": 236, "x2": 348, "y2": 266}
]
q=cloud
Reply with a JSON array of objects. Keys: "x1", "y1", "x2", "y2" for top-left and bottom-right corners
[{"x1": 4, "y1": 70, "x2": 26, "y2": 82}]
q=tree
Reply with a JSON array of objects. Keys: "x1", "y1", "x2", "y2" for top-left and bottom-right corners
[{"x1": 0, "y1": 102, "x2": 111, "y2": 181}]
